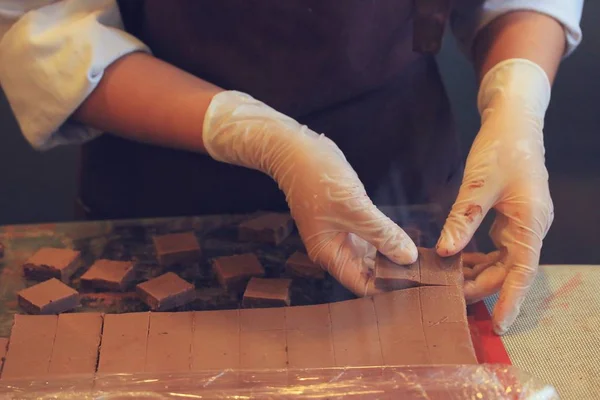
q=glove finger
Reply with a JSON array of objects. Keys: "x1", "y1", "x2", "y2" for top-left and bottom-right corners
[
  {"x1": 463, "y1": 262, "x2": 508, "y2": 303},
  {"x1": 463, "y1": 250, "x2": 502, "y2": 269}
]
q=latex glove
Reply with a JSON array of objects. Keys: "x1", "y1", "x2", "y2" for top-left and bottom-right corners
[
  {"x1": 437, "y1": 59, "x2": 554, "y2": 335},
  {"x1": 203, "y1": 91, "x2": 417, "y2": 295}
]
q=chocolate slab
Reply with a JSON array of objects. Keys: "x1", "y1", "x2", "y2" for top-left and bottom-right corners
[
  {"x1": 239, "y1": 213, "x2": 294, "y2": 246},
  {"x1": 240, "y1": 307, "x2": 286, "y2": 331},
  {"x1": 373, "y1": 288, "x2": 430, "y2": 365},
  {"x1": 212, "y1": 253, "x2": 265, "y2": 293},
  {"x1": 80, "y1": 259, "x2": 136, "y2": 291},
  {"x1": 329, "y1": 297, "x2": 383, "y2": 366},
  {"x1": 152, "y1": 232, "x2": 201, "y2": 267},
  {"x1": 418, "y1": 247, "x2": 463, "y2": 287},
  {"x1": 97, "y1": 312, "x2": 150, "y2": 373},
  {"x1": 374, "y1": 252, "x2": 420, "y2": 290},
  {"x1": 22, "y1": 247, "x2": 81, "y2": 282},
  {"x1": 2, "y1": 315, "x2": 57, "y2": 379},
  {"x1": 419, "y1": 286, "x2": 477, "y2": 364},
  {"x1": 192, "y1": 309, "x2": 240, "y2": 370},
  {"x1": 0, "y1": 337, "x2": 7, "y2": 377},
  {"x1": 146, "y1": 312, "x2": 193, "y2": 373},
  {"x1": 242, "y1": 277, "x2": 291, "y2": 308},
  {"x1": 285, "y1": 251, "x2": 325, "y2": 280},
  {"x1": 17, "y1": 278, "x2": 79, "y2": 314},
  {"x1": 136, "y1": 272, "x2": 195, "y2": 311},
  {"x1": 286, "y1": 305, "x2": 335, "y2": 368},
  {"x1": 285, "y1": 304, "x2": 331, "y2": 330},
  {"x1": 48, "y1": 313, "x2": 103, "y2": 376}
]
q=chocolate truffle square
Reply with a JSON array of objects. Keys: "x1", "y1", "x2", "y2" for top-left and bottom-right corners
[
  {"x1": 17, "y1": 278, "x2": 79, "y2": 314},
  {"x1": 136, "y1": 272, "x2": 195, "y2": 311},
  {"x1": 22, "y1": 247, "x2": 81, "y2": 282},
  {"x1": 80, "y1": 259, "x2": 136, "y2": 291},
  {"x1": 152, "y1": 232, "x2": 201, "y2": 267},
  {"x1": 238, "y1": 213, "x2": 294, "y2": 245},
  {"x1": 212, "y1": 253, "x2": 265, "y2": 292},
  {"x1": 285, "y1": 251, "x2": 325, "y2": 280},
  {"x1": 242, "y1": 278, "x2": 292, "y2": 308}
]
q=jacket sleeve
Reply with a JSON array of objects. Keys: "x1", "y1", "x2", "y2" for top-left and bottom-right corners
[
  {"x1": 0, "y1": 0, "x2": 149, "y2": 150},
  {"x1": 451, "y1": 0, "x2": 584, "y2": 58}
]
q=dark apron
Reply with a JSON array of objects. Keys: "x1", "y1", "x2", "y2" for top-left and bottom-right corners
[{"x1": 78, "y1": 0, "x2": 462, "y2": 221}]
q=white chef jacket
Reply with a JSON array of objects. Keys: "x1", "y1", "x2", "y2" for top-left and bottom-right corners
[{"x1": 0, "y1": 0, "x2": 584, "y2": 150}]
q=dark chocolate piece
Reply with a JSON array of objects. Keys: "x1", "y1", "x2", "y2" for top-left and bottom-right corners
[
  {"x1": 374, "y1": 252, "x2": 420, "y2": 290},
  {"x1": 152, "y1": 232, "x2": 201, "y2": 267},
  {"x1": 285, "y1": 251, "x2": 325, "y2": 280},
  {"x1": 329, "y1": 297, "x2": 383, "y2": 366},
  {"x1": 239, "y1": 213, "x2": 294, "y2": 245},
  {"x1": 242, "y1": 277, "x2": 292, "y2": 308},
  {"x1": 413, "y1": 0, "x2": 452, "y2": 54},
  {"x1": 17, "y1": 278, "x2": 79, "y2": 314},
  {"x1": 97, "y1": 312, "x2": 150, "y2": 373},
  {"x1": 2, "y1": 315, "x2": 57, "y2": 379},
  {"x1": 22, "y1": 247, "x2": 81, "y2": 282},
  {"x1": 80, "y1": 259, "x2": 136, "y2": 291},
  {"x1": 48, "y1": 313, "x2": 103, "y2": 377},
  {"x1": 418, "y1": 247, "x2": 463, "y2": 287},
  {"x1": 145, "y1": 312, "x2": 193, "y2": 373},
  {"x1": 212, "y1": 253, "x2": 265, "y2": 292},
  {"x1": 192, "y1": 309, "x2": 240, "y2": 370},
  {"x1": 136, "y1": 272, "x2": 195, "y2": 311}
]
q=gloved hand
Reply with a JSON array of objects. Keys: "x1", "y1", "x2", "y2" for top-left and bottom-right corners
[
  {"x1": 203, "y1": 91, "x2": 417, "y2": 295},
  {"x1": 437, "y1": 59, "x2": 554, "y2": 335}
]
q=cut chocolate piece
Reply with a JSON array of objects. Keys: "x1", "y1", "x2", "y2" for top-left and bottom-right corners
[
  {"x1": 374, "y1": 252, "x2": 420, "y2": 290},
  {"x1": 152, "y1": 232, "x2": 201, "y2": 267},
  {"x1": 2, "y1": 315, "x2": 57, "y2": 379},
  {"x1": 48, "y1": 313, "x2": 103, "y2": 377},
  {"x1": 240, "y1": 307, "x2": 286, "y2": 331},
  {"x1": 145, "y1": 312, "x2": 193, "y2": 373},
  {"x1": 80, "y1": 259, "x2": 136, "y2": 291},
  {"x1": 22, "y1": 247, "x2": 81, "y2": 282},
  {"x1": 136, "y1": 272, "x2": 195, "y2": 311},
  {"x1": 239, "y1": 213, "x2": 294, "y2": 245},
  {"x1": 286, "y1": 304, "x2": 335, "y2": 369},
  {"x1": 97, "y1": 312, "x2": 150, "y2": 373},
  {"x1": 212, "y1": 253, "x2": 265, "y2": 292},
  {"x1": 239, "y1": 308, "x2": 287, "y2": 369},
  {"x1": 285, "y1": 252, "x2": 325, "y2": 280},
  {"x1": 192, "y1": 309, "x2": 240, "y2": 371},
  {"x1": 17, "y1": 278, "x2": 79, "y2": 314},
  {"x1": 242, "y1": 277, "x2": 292, "y2": 308},
  {"x1": 418, "y1": 247, "x2": 463, "y2": 287}
]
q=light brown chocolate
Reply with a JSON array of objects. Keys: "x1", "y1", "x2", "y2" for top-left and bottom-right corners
[
  {"x1": 242, "y1": 277, "x2": 291, "y2": 308},
  {"x1": 136, "y1": 272, "x2": 195, "y2": 311},
  {"x1": 192, "y1": 309, "x2": 240, "y2": 370},
  {"x1": 22, "y1": 247, "x2": 81, "y2": 282},
  {"x1": 418, "y1": 247, "x2": 463, "y2": 287},
  {"x1": 286, "y1": 304, "x2": 335, "y2": 368},
  {"x1": 80, "y1": 259, "x2": 136, "y2": 291},
  {"x1": 97, "y1": 312, "x2": 150, "y2": 373},
  {"x1": 2, "y1": 315, "x2": 57, "y2": 379},
  {"x1": 145, "y1": 312, "x2": 193, "y2": 373},
  {"x1": 240, "y1": 307, "x2": 286, "y2": 331},
  {"x1": 17, "y1": 278, "x2": 79, "y2": 314},
  {"x1": 239, "y1": 213, "x2": 294, "y2": 246},
  {"x1": 285, "y1": 252, "x2": 325, "y2": 280},
  {"x1": 152, "y1": 232, "x2": 201, "y2": 267},
  {"x1": 212, "y1": 253, "x2": 265, "y2": 293}
]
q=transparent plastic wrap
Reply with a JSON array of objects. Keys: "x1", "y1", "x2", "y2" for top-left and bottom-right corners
[{"x1": 0, "y1": 365, "x2": 558, "y2": 399}]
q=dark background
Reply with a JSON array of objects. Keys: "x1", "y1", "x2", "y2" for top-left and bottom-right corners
[{"x1": 0, "y1": 3, "x2": 598, "y2": 264}]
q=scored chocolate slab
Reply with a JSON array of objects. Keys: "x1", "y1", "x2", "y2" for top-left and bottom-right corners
[
  {"x1": 285, "y1": 305, "x2": 335, "y2": 368},
  {"x1": 22, "y1": 247, "x2": 81, "y2": 282},
  {"x1": 212, "y1": 253, "x2": 265, "y2": 293},
  {"x1": 153, "y1": 231, "x2": 201, "y2": 267},
  {"x1": 80, "y1": 259, "x2": 136, "y2": 291},
  {"x1": 192, "y1": 309, "x2": 240, "y2": 370},
  {"x1": 374, "y1": 253, "x2": 420, "y2": 290},
  {"x1": 2, "y1": 315, "x2": 57, "y2": 379},
  {"x1": 285, "y1": 252, "x2": 325, "y2": 280},
  {"x1": 97, "y1": 312, "x2": 150, "y2": 373},
  {"x1": 145, "y1": 312, "x2": 193, "y2": 373},
  {"x1": 242, "y1": 277, "x2": 292, "y2": 308},
  {"x1": 240, "y1": 307, "x2": 287, "y2": 369},
  {"x1": 136, "y1": 272, "x2": 195, "y2": 311},
  {"x1": 239, "y1": 213, "x2": 294, "y2": 246},
  {"x1": 17, "y1": 278, "x2": 79, "y2": 314}
]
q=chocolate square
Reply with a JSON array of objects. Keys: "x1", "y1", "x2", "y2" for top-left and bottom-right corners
[
  {"x1": 418, "y1": 247, "x2": 463, "y2": 287},
  {"x1": 242, "y1": 278, "x2": 292, "y2": 308},
  {"x1": 374, "y1": 252, "x2": 420, "y2": 290},
  {"x1": 80, "y1": 259, "x2": 136, "y2": 291},
  {"x1": 238, "y1": 213, "x2": 294, "y2": 245},
  {"x1": 22, "y1": 247, "x2": 81, "y2": 282},
  {"x1": 285, "y1": 252, "x2": 325, "y2": 280},
  {"x1": 136, "y1": 272, "x2": 195, "y2": 311},
  {"x1": 212, "y1": 253, "x2": 265, "y2": 292},
  {"x1": 152, "y1": 232, "x2": 201, "y2": 267},
  {"x1": 17, "y1": 278, "x2": 79, "y2": 314}
]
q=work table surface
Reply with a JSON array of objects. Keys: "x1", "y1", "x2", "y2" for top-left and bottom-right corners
[{"x1": 0, "y1": 212, "x2": 597, "y2": 399}]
